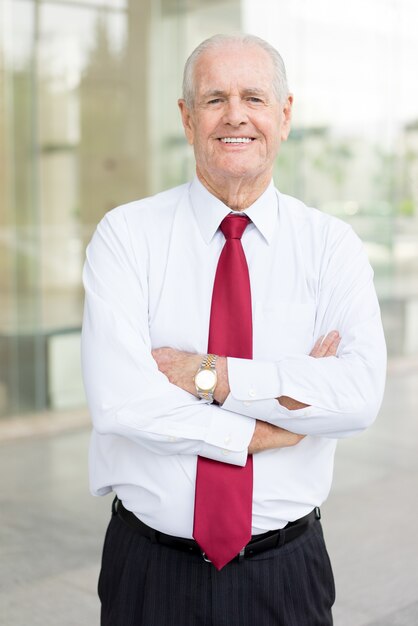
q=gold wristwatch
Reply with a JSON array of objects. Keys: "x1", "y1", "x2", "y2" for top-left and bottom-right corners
[{"x1": 194, "y1": 354, "x2": 218, "y2": 403}]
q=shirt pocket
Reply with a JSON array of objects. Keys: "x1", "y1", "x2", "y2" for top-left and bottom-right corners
[{"x1": 254, "y1": 300, "x2": 316, "y2": 358}]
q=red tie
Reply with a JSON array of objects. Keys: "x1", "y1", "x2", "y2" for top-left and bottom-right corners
[{"x1": 193, "y1": 214, "x2": 253, "y2": 570}]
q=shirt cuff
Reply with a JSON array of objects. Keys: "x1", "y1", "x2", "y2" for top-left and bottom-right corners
[
  {"x1": 222, "y1": 394, "x2": 279, "y2": 422},
  {"x1": 221, "y1": 393, "x2": 315, "y2": 431},
  {"x1": 227, "y1": 357, "x2": 281, "y2": 401},
  {"x1": 273, "y1": 401, "x2": 315, "y2": 420},
  {"x1": 198, "y1": 403, "x2": 256, "y2": 467}
]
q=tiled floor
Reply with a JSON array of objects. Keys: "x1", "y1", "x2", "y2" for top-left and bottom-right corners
[{"x1": 1, "y1": 359, "x2": 418, "y2": 625}]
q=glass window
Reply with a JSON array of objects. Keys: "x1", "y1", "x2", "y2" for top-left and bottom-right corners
[
  {"x1": 244, "y1": 0, "x2": 418, "y2": 357},
  {"x1": 0, "y1": 0, "x2": 242, "y2": 417},
  {"x1": 2, "y1": 0, "x2": 417, "y2": 418}
]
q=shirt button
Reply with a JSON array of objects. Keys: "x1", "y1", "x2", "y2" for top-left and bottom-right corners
[
  {"x1": 224, "y1": 435, "x2": 231, "y2": 445},
  {"x1": 221, "y1": 449, "x2": 230, "y2": 456},
  {"x1": 248, "y1": 389, "x2": 256, "y2": 398},
  {"x1": 243, "y1": 401, "x2": 251, "y2": 407},
  {"x1": 168, "y1": 436, "x2": 177, "y2": 442}
]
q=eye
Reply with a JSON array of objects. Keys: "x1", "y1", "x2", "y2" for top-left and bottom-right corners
[
  {"x1": 208, "y1": 98, "x2": 222, "y2": 105},
  {"x1": 247, "y1": 97, "x2": 263, "y2": 104}
]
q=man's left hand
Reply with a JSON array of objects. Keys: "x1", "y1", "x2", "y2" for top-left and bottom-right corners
[
  {"x1": 151, "y1": 348, "x2": 202, "y2": 396},
  {"x1": 152, "y1": 330, "x2": 340, "y2": 407},
  {"x1": 152, "y1": 348, "x2": 230, "y2": 403}
]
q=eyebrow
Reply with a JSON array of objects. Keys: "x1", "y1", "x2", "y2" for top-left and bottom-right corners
[
  {"x1": 201, "y1": 89, "x2": 226, "y2": 99},
  {"x1": 200, "y1": 88, "x2": 268, "y2": 99},
  {"x1": 242, "y1": 88, "x2": 268, "y2": 97}
]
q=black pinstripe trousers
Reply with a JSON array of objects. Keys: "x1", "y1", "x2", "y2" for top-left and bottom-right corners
[{"x1": 99, "y1": 509, "x2": 335, "y2": 626}]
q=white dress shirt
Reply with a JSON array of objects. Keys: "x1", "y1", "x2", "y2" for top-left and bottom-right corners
[{"x1": 81, "y1": 177, "x2": 386, "y2": 537}]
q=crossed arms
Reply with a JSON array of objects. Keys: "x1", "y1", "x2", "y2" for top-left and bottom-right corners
[
  {"x1": 81, "y1": 208, "x2": 387, "y2": 466},
  {"x1": 152, "y1": 331, "x2": 340, "y2": 454}
]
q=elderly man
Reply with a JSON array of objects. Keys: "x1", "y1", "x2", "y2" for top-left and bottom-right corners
[{"x1": 82, "y1": 34, "x2": 386, "y2": 626}]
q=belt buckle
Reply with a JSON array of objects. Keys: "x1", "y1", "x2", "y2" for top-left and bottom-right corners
[{"x1": 202, "y1": 548, "x2": 245, "y2": 564}]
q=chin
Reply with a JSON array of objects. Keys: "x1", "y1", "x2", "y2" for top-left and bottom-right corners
[
  {"x1": 221, "y1": 167, "x2": 260, "y2": 179},
  {"x1": 213, "y1": 160, "x2": 257, "y2": 177}
]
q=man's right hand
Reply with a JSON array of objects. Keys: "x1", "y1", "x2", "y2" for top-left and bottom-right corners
[
  {"x1": 278, "y1": 330, "x2": 340, "y2": 410},
  {"x1": 248, "y1": 330, "x2": 341, "y2": 454},
  {"x1": 248, "y1": 421, "x2": 305, "y2": 453}
]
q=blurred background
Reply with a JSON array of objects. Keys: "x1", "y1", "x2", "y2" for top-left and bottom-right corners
[
  {"x1": 1, "y1": 0, "x2": 418, "y2": 624},
  {"x1": 1, "y1": 0, "x2": 418, "y2": 417}
]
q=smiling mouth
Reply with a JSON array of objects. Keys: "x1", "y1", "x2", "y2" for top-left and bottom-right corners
[{"x1": 218, "y1": 137, "x2": 255, "y2": 144}]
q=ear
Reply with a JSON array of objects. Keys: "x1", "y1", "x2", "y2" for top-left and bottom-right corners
[
  {"x1": 178, "y1": 99, "x2": 195, "y2": 145},
  {"x1": 280, "y1": 94, "x2": 293, "y2": 142}
]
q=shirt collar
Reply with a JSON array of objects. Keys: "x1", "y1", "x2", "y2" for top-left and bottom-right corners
[{"x1": 189, "y1": 176, "x2": 278, "y2": 245}]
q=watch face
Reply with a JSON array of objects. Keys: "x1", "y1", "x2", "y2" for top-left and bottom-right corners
[{"x1": 195, "y1": 369, "x2": 216, "y2": 391}]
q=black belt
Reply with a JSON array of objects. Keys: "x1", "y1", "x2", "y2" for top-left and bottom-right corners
[{"x1": 113, "y1": 497, "x2": 321, "y2": 563}]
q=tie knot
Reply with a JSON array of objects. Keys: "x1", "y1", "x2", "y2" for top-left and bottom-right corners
[{"x1": 220, "y1": 214, "x2": 250, "y2": 240}]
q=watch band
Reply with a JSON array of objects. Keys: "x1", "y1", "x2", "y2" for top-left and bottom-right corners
[
  {"x1": 200, "y1": 354, "x2": 217, "y2": 370},
  {"x1": 195, "y1": 354, "x2": 218, "y2": 402}
]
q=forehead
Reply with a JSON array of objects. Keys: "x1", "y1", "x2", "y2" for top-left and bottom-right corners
[{"x1": 193, "y1": 44, "x2": 275, "y2": 94}]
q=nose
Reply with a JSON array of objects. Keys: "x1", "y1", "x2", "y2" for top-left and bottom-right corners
[{"x1": 222, "y1": 96, "x2": 248, "y2": 127}]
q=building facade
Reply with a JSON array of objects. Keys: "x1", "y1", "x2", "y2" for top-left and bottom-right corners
[{"x1": 1, "y1": 0, "x2": 418, "y2": 417}]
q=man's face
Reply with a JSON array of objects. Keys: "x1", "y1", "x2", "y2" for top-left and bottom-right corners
[{"x1": 178, "y1": 43, "x2": 293, "y2": 185}]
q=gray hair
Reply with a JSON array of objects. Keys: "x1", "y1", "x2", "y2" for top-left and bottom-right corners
[{"x1": 182, "y1": 34, "x2": 289, "y2": 108}]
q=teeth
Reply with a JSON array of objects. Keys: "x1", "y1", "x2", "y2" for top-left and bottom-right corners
[{"x1": 220, "y1": 137, "x2": 253, "y2": 143}]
